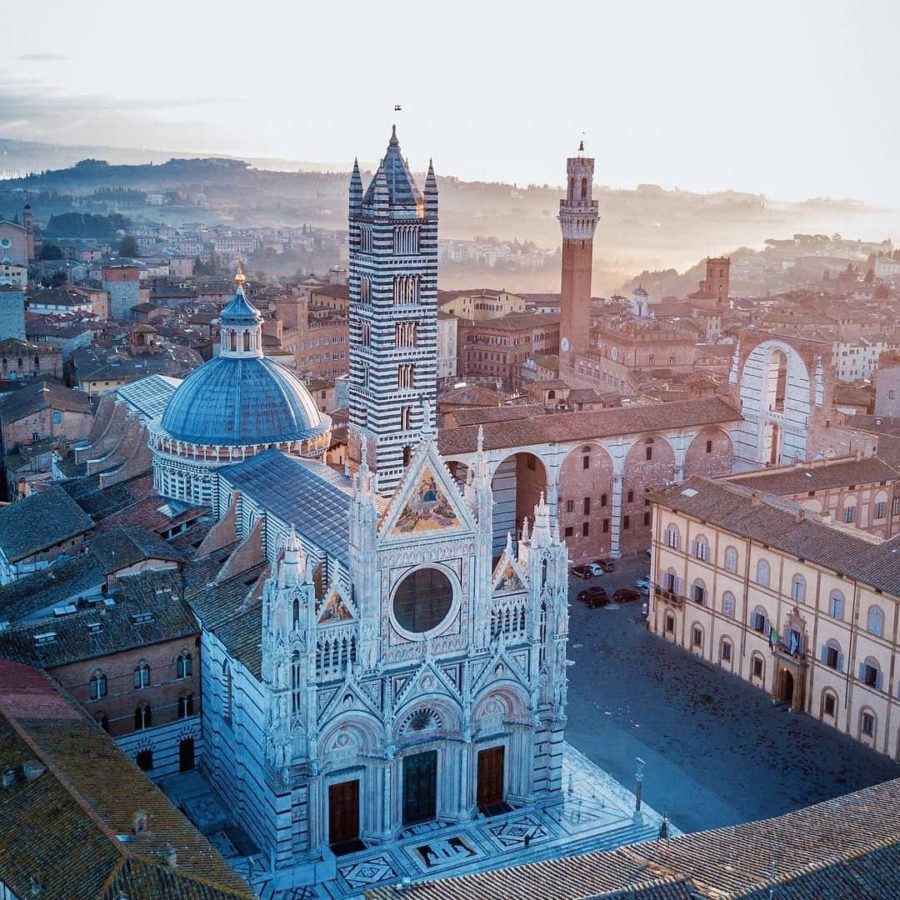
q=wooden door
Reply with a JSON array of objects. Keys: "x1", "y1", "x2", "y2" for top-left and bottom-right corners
[
  {"x1": 403, "y1": 750, "x2": 438, "y2": 826},
  {"x1": 477, "y1": 746, "x2": 505, "y2": 808},
  {"x1": 328, "y1": 779, "x2": 360, "y2": 847}
]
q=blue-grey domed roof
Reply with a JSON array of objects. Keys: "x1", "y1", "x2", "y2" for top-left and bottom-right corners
[{"x1": 160, "y1": 355, "x2": 330, "y2": 446}]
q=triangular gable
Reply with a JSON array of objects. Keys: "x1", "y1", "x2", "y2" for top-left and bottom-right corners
[
  {"x1": 471, "y1": 645, "x2": 530, "y2": 695},
  {"x1": 394, "y1": 658, "x2": 461, "y2": 710},
  {"x1": 317, "y1": 583, "x2": 355, "y2": 624},
  {"x1": 318, "y1": 677, "x2": 381, "y2": 727},
  {"x1": 492, "y1": 546, "x2": 527, "y2": 595},
  {"x1": 379, "y1": 440, "x2": 475, "y2": 541}
]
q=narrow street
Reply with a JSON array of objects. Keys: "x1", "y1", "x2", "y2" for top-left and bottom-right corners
[{"x1": 564, "y1": 555, "x2": 900, "y2": 833}]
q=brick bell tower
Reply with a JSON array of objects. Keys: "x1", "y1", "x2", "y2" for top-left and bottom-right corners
[{"x1": 558, "y1": 141, "x2": 599, "y2": 373}]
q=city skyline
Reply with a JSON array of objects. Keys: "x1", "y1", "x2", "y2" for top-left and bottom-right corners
[{"x1": 3, "y1": 0, "x2": 900, "y2": 205}]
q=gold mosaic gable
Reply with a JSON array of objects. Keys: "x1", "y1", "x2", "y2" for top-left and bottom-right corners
[
  {"x1": 318, "y1": 588, "x2": 353, "y2": 624},
  {"x1": 389, "y1": 465, "x2": 462, "y2": 536}
]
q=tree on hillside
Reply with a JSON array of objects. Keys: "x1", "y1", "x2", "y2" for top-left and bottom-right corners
[
  {"x1": 118, "y1": 235, "x2": 139, "y2": 257},
  {"x1": 39, "y1": 243, "x2": 64, "y2": 260}
]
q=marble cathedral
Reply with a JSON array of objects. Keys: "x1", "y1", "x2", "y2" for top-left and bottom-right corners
[{"x1": 156, "y1": 129, "x2": 569, "y2": 880}]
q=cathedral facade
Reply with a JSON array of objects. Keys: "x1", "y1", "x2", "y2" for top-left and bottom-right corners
[{"x1": 165, "y1": 130, "x2": 569, "y2": 879}]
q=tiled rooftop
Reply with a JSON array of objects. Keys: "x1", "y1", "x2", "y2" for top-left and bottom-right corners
[
  {"x1": 725, "y1": 456, "x2": 900, "y2": 495},
  {"x1": 651, "y1": 476, "x2": 900, "y2": 594},
  {"x1": 366, "y1": 778, "x2": 900, "y2": 899},
  {"x1": 438, "y1": 398, "x2": 742, "y2": 455},
  {"x1": 0, "y1": 660, "x2": 253, "y2": 899},
  {"x1": 0, "y1": 485, "x2": 95, "y2": 562}
]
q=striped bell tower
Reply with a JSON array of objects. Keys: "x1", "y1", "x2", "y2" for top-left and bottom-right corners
[
  {"x1": 347, "y1": 126, "x2": 439, "y2": 494},
  {"x1": 558, "y1": 141, "x2": 599, "y2": 373}
]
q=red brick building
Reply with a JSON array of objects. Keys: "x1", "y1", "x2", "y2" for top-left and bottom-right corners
[{"x1": 458, "y1": 312, "x2": 559, "y2": 391}]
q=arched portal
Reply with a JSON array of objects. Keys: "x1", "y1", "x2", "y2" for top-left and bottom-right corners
[
  {"x1": 491, "y1": 451, "x2": 548, "y2": 559},
  {"x1": 779, "y1": 668, "x2": 794, "y2": 706}
]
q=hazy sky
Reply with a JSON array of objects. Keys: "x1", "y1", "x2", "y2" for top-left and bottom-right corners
[{"x1": 4, "y1": 0, "x2": 900, "y2": 204}]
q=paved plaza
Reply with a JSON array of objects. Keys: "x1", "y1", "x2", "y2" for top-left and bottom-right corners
[
  {"x1": 163, "y1": 746, "x2": 669, "y2": 899},
  {"x1": 565, "y1": 555, "x2": 900, "y2": 833}
]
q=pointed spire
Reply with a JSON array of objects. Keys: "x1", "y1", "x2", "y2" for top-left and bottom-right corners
[
  {"x1": 390, "y1": 123, "x2": 398, "y2": 144},
  {"x1": 349, "y1": 158, "x2": 363, "y2": 214},
  {"x1": 506, "y1": 531, "x2": 514, "y2": 554},
  {"x1": 521, "y1": 516, "x2": 530, "y2": 543},
  {"x1": 477, "y1": 425, "x2": 484, "y2": 454},
  {"x1": 280, "y1": 525, "x2": 305, "y2": 587},
  {"x1": 532, "y1": 492, "x2": 551, "y2": 546},
  {"x1": 425, "y1": 159, "x2": 437, "y2": 191}
]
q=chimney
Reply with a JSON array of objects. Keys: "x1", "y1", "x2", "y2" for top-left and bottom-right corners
[
  {"x1": 164, "y1": 843, "x2": 177, "y2": 868},
  {"x1": 1, "y1": 767, "x2": 15, "y2": 788},
  {"x1": 795, "y1": 509, "x2": 805, "y2": 524},
  {"x1": 22, "y1": 761, "x2": 46, "y2": 782},
  {"x1": 30, "y1": 876, "x2": 42, "y2": 896},
  {"x1": 132, "y1": 810, "x2": 148, "y2": 835},
  {"x1": 750, "y1": 491, "x2": 762, "y2": 508}
]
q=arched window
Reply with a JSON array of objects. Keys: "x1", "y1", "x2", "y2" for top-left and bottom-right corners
[
  {"x1": 222, "y1": 661, "x2": 233, "y2": 725},
  {"x1": 750, "y1": 652, "x2": 765, "y2": 681},
  {"x1": 242, "y1": 330, "x2": 250, "y2": 351},
  {"x1": 693, "y1": 536, "x2": 710, "y2": 562},
  {"x1": 691, "y1": 623, "x2": 703, "y2": 648},
  {"x1": 821, "y1": 638, "x2": 842, "y2": 671},
  {"x1": 829, "y1": 590, "x2": 845, "y2": 620},
  {"x1": 720, "y1": 637, "x2": 733, "y2": 664},
  {"x1": 176, "y1": 651, "x2": 192, "y2": 679},
  {"x1": 177, "y1": 694, "x2": 194, "y2": 718},
  {"x1": 750, "y1": 605, "x2": 768, "y2": 634},
  {"x1": 89, "y1": 670, "x2": 107, "y2": 701},
  {"x1": 134, "y1": 703, "x2": 152, "y2": 730},
  {"x1": 859, "y1": 707, "x2": 877, "y2": 739},
  {"x1": 580, "y1": 177, "x2": 588, "y2": 199},
  {"x1": 691, "y1": 578, "x2": 707, "y2": 606},
  {"x1": 866, "y1": 605, "x2": 885, "y2": 637},
  {"x1": 860, "y1": 656, "x2": 882, "y2": 690},
  {"x1": 820, "y1": 689, "x2": 837, "y2": 719},
  {"x1": 756, "y1": 558, "x2": 770, "y2": 587},
  {"x1": 722, "y1": 591, "x2": 736, "y2": 619},
  {"x1": 791, "y1": 574, "x2": 806, "y2": 603},
  {"x1": 664, "y1": 567, "x2": 681, "y2": 595},
  {"x1": 133, "y1": 660, "x2": 150, "y2": 690},
  {"x1": 229, "y1": 330, "x2": 237, "y2": 352},
  {"x1": 723, "y1": 546, "x2": 738, "y2": 574},
  {"x1": 665, "y1": 524, "x2": 680, "y2": 550}
]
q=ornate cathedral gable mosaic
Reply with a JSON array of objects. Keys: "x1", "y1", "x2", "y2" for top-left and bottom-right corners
[
  {"x1": 492, "y1": 555, "x2": 525, "y2": 594},
  {"x1": 389, "y1": 465, "x2": 461, "y2": 536},
  {"x1": 318, "y1": 587, "x2": 353, "y2": 624}
]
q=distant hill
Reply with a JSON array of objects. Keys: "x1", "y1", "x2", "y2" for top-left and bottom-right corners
[{"x1": 1, "y1": 139, "x2": 897, "y2": 292}]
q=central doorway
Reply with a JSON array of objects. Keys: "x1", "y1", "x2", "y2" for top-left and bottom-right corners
[
  {"x1": 328, "y1": 779, "x2": 361, "y2": 853},
  {"x1": 403, "y1": 750, "x2": 437, "y2": 826},
  {"x1": 476, "y1": 746, "x2": 505, "y2": 811}
]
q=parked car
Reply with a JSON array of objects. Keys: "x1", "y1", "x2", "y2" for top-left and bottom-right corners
[
  {"x1": 571, "y1": 565, "x2": 593, "y2": 579},
  {"x1": 634, "y1": 576, "x2": 651, "y2": 596},
  {"x1": 613, "y1": 587, "x2": 640, "y2": 604},
  {"x1": 592, "y1": 558, "x2": 616, "y2": 573},
  {"x1": 577, "y1": 586, "x2": 608, "y2": 608}
]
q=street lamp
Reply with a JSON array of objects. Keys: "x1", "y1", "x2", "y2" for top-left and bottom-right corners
[{"x1": 634, "y1": 757, "x2": 645, "y2": 820}]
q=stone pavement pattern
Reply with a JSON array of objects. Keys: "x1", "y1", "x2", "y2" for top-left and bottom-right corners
[
  {"x1": 564, "y1": 555, "x2": 900, "y2": 832},
  {"x1": 164, "y1": 744, "x2": 668, "y2": 899}
]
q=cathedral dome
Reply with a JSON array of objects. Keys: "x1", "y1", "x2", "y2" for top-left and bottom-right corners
[
  {"x1": 159, "y1": 276, "x2": 329, "y2": 447},
  {"x1": 160, "y1": 354, "x2": 328, "y2": 446}
]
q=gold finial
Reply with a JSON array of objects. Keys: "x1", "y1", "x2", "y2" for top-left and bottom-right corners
[{"x1": 235, "y1": 262, "x2": 246, "y2": 285}]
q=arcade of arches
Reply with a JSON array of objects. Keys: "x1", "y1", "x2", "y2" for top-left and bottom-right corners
[{"x1": 449, "y1": 428, "x2": 734, "y2": 561}]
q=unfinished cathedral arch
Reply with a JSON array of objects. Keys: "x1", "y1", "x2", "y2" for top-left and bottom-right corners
[{"x1": 734, "y1": 336, "x2": 823, "y2": 469}]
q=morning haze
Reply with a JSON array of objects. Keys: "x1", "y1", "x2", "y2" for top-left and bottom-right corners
[{"x1": 0, "y1": 3, "x2": 899, "y2": 899}]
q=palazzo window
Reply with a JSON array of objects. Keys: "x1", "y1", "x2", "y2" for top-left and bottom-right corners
[
  {"x1": 89, "y1": 670, "x2": 107, "y2": 701},
  {"x1": 176, "y1": 651, "x2": 192, "y2": 679},
  {"x1": 393, "y1": 274, "x2": 419, "y2": 305},
  {"x1": 133, "y1": 660, "x2": 150, "y2": 690},
  {"x1": 398, "y1": 364, "x2": 415, "y2": 390}
]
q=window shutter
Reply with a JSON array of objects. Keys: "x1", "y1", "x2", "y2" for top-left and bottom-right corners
[
  {"x1": 837, "y1": 652, "x2": 844, "y2": 672},
  {"x1": 820, "y1": 645, "x2": 828, "y2": 664},
  {"x1": 876, "y1": 671, "x2": 884, "y2": 692},
  {"x1": 858, "y1": 663, "x2": 866, "y2": 681}
]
